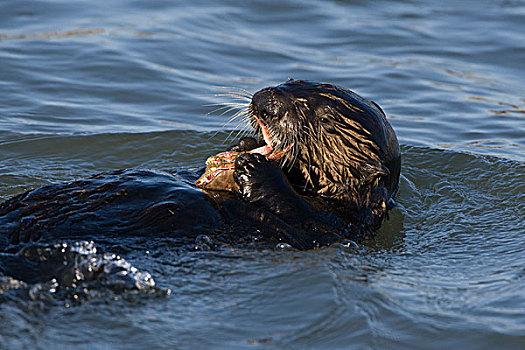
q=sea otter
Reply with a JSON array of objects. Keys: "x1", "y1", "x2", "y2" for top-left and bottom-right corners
[{"x1": 0, "y1": 80, "x2": 400, "y2": 251}]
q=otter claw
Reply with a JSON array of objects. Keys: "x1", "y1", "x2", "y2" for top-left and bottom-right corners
[
  {"x1": 227, "y1": 137, "x2": 264, "y2": 152},
  {"x1": 234, "y1": 153, "x2": 281, "y2": 201}
]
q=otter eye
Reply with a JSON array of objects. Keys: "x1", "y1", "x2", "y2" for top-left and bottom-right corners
[{"x1": 319, "y1": 116, "x2": 330, "y2": 124}]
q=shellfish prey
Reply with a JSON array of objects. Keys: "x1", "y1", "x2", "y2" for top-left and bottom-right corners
[{"x1": 195, "y1": 117, "x2": 290, "y2": 192}]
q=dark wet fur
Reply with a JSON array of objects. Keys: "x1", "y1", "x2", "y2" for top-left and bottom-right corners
[
  {"x1": 249, "y1": 80, "x2": 400, "y2": 231},
  {"x1": 0, "y1": 80, "x2": 400, "y2": 255}
]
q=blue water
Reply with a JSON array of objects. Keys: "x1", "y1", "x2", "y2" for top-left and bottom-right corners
[{"x1": 1, "y1": 0, "x2": 524, "y2": 348}]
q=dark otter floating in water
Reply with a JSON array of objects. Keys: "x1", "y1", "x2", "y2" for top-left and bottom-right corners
[{"x1": 0, "y1": 80, "x2": 400, "y2": 252}]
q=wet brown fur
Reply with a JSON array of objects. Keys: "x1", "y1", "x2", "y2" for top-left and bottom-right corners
[
  {"x1": 0, "y1": 80, "x2": 401, "y2": 250},
  {"x1": 248, "y1": 80, "x2": 401, "y2": 230}
]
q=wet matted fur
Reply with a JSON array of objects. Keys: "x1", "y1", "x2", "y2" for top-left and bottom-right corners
[{"x1": 0, "y1": 80, "x2": 400, "y2": 250}]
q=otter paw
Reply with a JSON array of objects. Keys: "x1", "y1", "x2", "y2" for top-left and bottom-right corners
[
  {"x1": 227, "y1": 137, "x2": 264, "y2": 152},
  {"x1": 233, "y1": 153, "x2": 283, "y2": 202}
]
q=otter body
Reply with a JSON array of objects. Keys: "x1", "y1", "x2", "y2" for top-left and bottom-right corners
[{"x1": 0, "y1": 80, "x2": 400, "y2": 251}]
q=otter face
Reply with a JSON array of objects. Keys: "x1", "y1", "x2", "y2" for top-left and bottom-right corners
[{"x1": 249, "y1": 80, "x2": 400, "y2": 204}]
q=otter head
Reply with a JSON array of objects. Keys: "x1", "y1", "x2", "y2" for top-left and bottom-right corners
[{"x1": 249, "y1": 80, "x2": 400, "y2": 212}]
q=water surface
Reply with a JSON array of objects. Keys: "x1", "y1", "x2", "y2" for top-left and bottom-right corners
[{"x1": 1, "y1": 0, "x2": 524, "y2": 349}]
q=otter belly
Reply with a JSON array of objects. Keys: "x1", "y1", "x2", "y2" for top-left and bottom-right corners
[{"x1": 0, "y1": 169, "x2": 223, "y2": 249}]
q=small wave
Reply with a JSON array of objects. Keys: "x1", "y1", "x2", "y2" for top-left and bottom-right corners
[
  {"x1": 0, "y1": 28, "x2": 105, "y2": 40},
  {"x1": 0, "y1": 241, "x2": 169, "y2": 306}
]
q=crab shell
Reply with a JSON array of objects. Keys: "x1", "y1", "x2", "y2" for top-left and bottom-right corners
[
  {"x1": 195, "y1": 151, "x2": 240, "y2": 192},
  {"x1": 195, "y1": 148, "x2": 288, "y2": 192},
  {"x1": 195, "y1": 114, "x2": 291, "y2": 192}
]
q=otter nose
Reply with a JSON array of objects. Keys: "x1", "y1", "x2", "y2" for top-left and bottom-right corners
[{"x1": 251, "y1": 88, "x2": 290, "y2": 122}]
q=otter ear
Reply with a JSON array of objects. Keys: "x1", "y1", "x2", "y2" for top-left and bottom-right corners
[{"x1": 287, "y1": 77, "x2": 294, "y2": 82}]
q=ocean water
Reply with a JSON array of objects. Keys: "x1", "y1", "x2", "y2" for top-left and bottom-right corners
[{"x1": 0, "y1": 0, "x2": 524, "y2": 349}]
